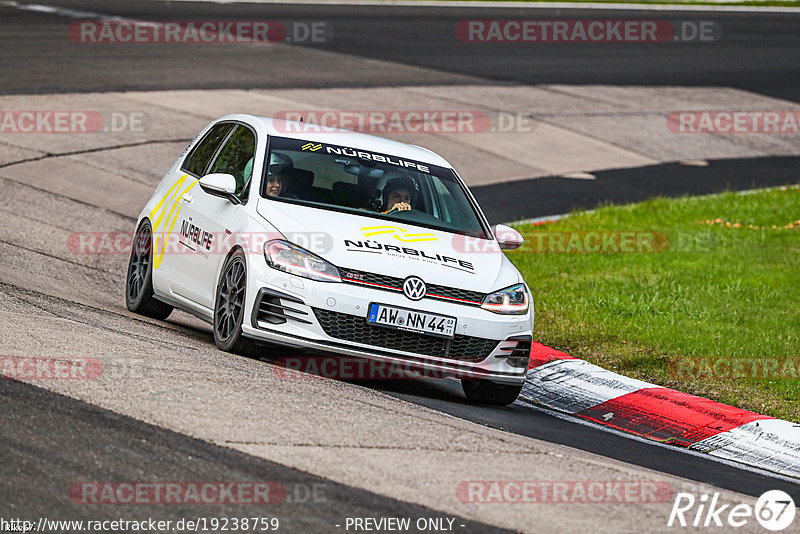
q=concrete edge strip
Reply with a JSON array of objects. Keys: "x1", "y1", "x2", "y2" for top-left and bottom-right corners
[{"x1": 521, "y1": 342, "x2": 800, "y2": 479}]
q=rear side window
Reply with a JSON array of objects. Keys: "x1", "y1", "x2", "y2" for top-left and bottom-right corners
[
  {"x1": 207, "y1": 125, "x2": 256, "y2": 198},
  {"x1": 182, "y1": 122, "x2": 235, "y2": 176}
]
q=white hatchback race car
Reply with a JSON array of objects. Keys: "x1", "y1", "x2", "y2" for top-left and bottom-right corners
[{"x1": 126, "y1": 114, "x2": 533, "y2": 405}]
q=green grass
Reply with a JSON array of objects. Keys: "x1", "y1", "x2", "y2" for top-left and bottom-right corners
[{"x1": 509, "y1": 185, "x2": 800, "y2": 421}]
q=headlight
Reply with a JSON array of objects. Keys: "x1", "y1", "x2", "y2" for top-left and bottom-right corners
[
  {"x1": 481, "y1": 283, "x2": 529, "y2": 314},
  {"x1": 264, "y1": 240, "x2": 341, "y2": 283}
]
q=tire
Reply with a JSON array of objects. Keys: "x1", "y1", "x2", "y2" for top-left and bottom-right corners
[
  {"x1": 126, "y1": 220, "x2": 173, "y2": 320},
  {"x1": 213, "y1": 249, "x2": 255, "y2": 355},
  {"x1": 461, "y1": 379, "x2": 522, "y2": 406}
]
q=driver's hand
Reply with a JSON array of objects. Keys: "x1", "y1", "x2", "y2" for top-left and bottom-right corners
[{"x1": 393, "y1": 202, "x2": 412, "y2": 212}]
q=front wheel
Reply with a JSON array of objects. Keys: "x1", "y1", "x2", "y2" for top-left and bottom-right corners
[
  {"x1": 125, "y1": 220, "x2": 173, "y2": 320},
  {"x1": 461, "y1": 379, "x2": 522, "y2": 406},
  {"x1": 213, "y1": 250, "x2": 255, "y2": 354}
]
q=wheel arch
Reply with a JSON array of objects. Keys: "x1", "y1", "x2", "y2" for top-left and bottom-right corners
[{"x1": 216, "y1": 243, "x2": 248, "y2": 286}]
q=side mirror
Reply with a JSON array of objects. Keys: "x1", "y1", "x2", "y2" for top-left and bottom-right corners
[
  {"x1": 199, "y1": 173, "x2": 240, "y2": 204},
  {"x1": 492, "y1": 224, "x2": 524, "y2": 251}
]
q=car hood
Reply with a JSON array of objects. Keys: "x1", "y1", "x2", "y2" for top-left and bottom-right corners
[{"x1": 256, "y1": 198, "x2": 518, "y2": 293}]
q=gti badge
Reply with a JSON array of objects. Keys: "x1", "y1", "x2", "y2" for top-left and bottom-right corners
[{"x1": 402, "y1": 276, "x2": 426, "y2": 301}]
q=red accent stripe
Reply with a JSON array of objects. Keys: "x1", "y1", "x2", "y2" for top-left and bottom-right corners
[
  {"x1": 427, "y1": 293, "x2": 481, "y2": 305},
  {"x1": 576, "y1": 388, "x2": 771, "y2": 445},
  {"x1": 346, "y1": 279, "x2": 401, "y2": 291},
  {"x1": 528, "y1": 341, "x2": 578, "y2": 369},
  {"x1": 344, "y1": 279, "x2": 481, "y2": 305}
]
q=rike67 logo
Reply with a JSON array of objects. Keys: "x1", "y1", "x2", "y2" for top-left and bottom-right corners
[{"x1": 668, "y1": 490, "x2": 796, "y2": 531}]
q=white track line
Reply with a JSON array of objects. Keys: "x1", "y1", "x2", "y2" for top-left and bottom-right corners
[
  {"x1": 159, "y1": 0, "x2": 800, "y2": 14},
  {"x1": 7, "y1": 2, "x2": 132, "y2": 21}
]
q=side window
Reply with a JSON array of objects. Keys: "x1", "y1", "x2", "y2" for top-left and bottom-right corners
[
  {"x1": 207, "y1": 125, "x2": 256, "y2": 198},
  {"x1": 182, "y1": 122, "x2": 235, "y2": 177}
]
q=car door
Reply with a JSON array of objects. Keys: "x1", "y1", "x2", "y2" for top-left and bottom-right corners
[
  {"x1": 171, "y1": 123, "x2": 257, "y2": 310},
  {"x1": 150, "y1": 121, "x2": 235, "y2": 300}
]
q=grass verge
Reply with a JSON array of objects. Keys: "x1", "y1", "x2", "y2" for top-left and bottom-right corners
[{"x1": 510, "y1": 185, "x2": 800, "y2": 421}]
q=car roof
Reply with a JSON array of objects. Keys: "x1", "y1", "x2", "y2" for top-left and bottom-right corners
[{"x1": 219, "y1": 114, "x2": 453, "y2": 169}]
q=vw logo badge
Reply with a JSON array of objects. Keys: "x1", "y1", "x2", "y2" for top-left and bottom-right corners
[{"x1": 402, "y1": 276, "x2": 427, "y2": 301}]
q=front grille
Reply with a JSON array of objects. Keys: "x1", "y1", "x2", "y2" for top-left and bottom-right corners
[
  {"x1": 427, "y1": 282, "x2": 485, "y2": 305},
  {"x1": 341, "y1": 270, "x2": 403, "y2": 293},
  {"x1": 313, "y1": 308, "x2": 499, "y2": 363},
  {"x1": 339, "y1": 267, "x2": 485, "y2": 306}
]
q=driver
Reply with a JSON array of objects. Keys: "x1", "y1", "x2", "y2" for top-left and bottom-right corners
[
  {"x1": 381, "y1": 176, "x2": 419, "y2": 213},
  {"x1": 265, "y1": 152, "x2": 293, "y2": 197}
]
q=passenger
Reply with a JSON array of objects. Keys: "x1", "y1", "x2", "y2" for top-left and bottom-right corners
[{"x1": 266, "y1": 152, "x2": 293, "y2": 197}]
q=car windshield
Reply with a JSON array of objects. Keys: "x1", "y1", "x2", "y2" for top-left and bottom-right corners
[{"x1": 261, "y1": 136, "x2": 491, "y2": 239}]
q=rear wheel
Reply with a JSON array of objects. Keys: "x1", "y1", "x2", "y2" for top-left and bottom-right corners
[
  {"x1": 125, "y1": 220, "x2": 173, "y2": 320},
  {"x1": 213, "y1": 250, "x2": 255, "y2": 354},
  {"x1": 461, "y1": 379, "x2": 522, "y2": 406}
]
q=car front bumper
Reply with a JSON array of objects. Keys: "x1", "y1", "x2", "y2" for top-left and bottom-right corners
[{"x1": 241, "y1": 261, "x2": 533, "y2": 385}]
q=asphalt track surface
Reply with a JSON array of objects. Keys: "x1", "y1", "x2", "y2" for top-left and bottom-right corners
[
  {"x1": 473, "y1": 155, "x2": 800, "y2": 222},
  {"x1": 0, "y1": 378, "x2": 509, "y2": 533},
  {"x1": 2, "y1": 1, "x2": 800, "y2": 531},
  {"x1": 0, "y1": 1, "x2": 798, "y2": 102}
]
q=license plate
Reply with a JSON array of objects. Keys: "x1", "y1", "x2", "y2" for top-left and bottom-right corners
[{"x1": 367, "y1": 303, "x2": 456, "y2": 339}]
